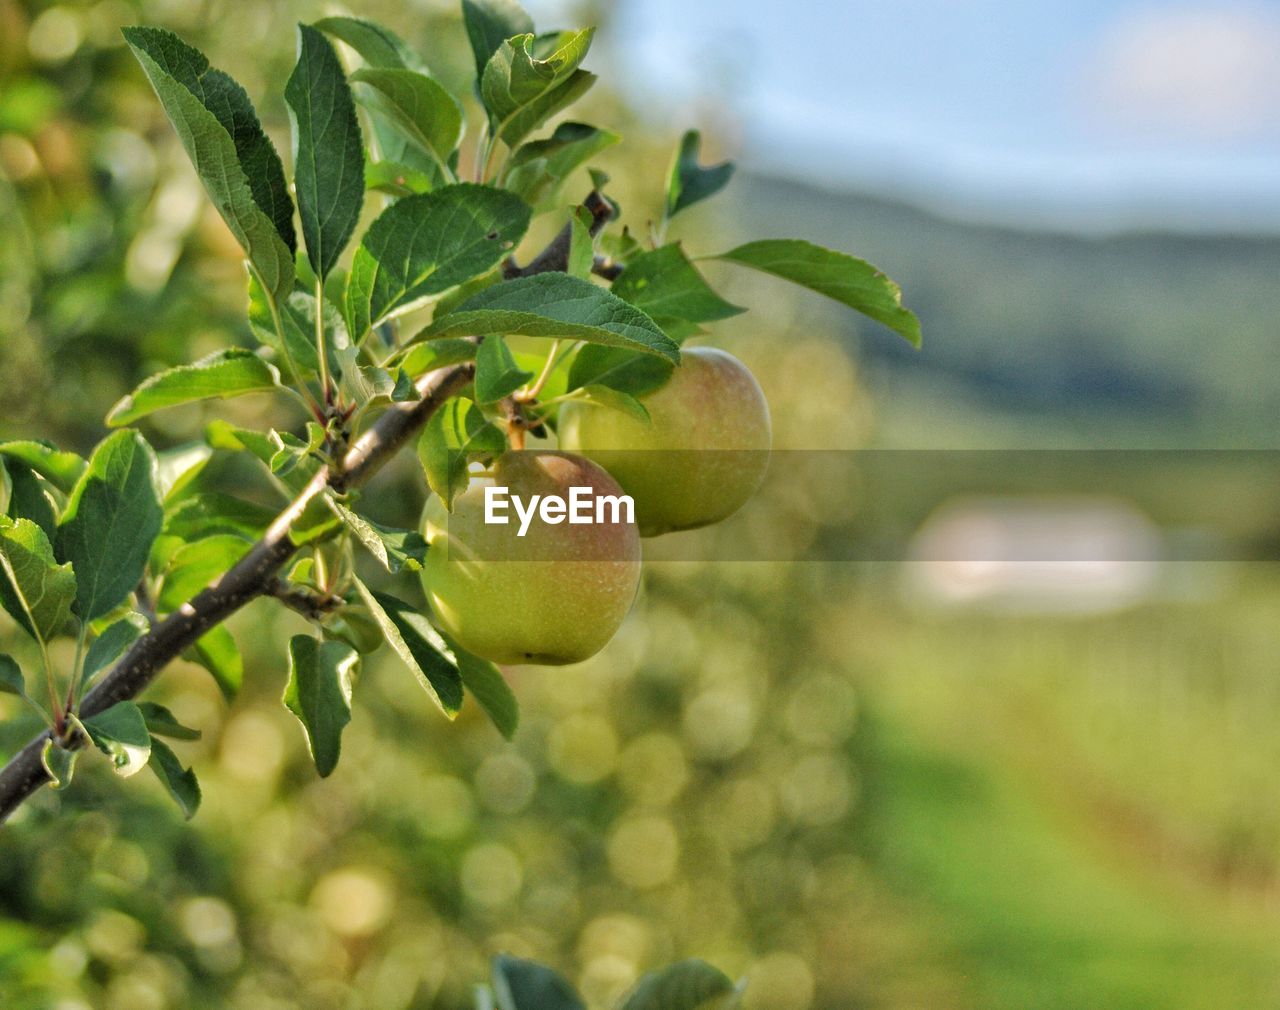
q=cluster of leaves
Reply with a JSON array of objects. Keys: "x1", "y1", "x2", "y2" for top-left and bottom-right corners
[
  {"x1": 479, "y1": 956, "x2": 743, "y2": 1010},
  {"x1": 0, "y1": 0, "x2": 917, "y2": 819}
]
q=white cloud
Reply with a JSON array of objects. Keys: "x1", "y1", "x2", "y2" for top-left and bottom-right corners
[{"x1": 1089, "y1": 4, "x2": 1280, "y2": 138}]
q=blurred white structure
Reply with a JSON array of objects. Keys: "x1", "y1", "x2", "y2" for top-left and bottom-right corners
[{"x1": 901, "y1": 496, "x2": 1165, "y2": 615}]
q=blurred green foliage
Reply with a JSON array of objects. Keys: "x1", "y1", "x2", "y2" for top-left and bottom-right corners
[{"x1": 4, "y1": 2, "x2": 1280, "y2": 1010}]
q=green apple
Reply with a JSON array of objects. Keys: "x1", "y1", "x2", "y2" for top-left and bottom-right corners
[
  {"x1": 421, "y1": 450, "x2": 641, "y2": 666},
  {"x1": 558, "y1": 346, "x2": 771, "y2": 536}
]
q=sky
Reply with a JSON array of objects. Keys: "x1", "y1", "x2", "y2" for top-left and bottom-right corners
[{"x1": 534, "y1": 0, "x2": 1280, "y2": 231}]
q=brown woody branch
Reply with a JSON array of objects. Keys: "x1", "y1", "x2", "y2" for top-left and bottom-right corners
[
  {"x1": 503, "y1": 191, "x2": 614, "y2": 279},
  {"x1": 0, "y1": 196, "x2": 611, "y2": 825}
]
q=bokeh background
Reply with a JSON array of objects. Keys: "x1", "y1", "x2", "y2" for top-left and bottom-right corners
[{"x1": 3, "y1": 0, "x2": 1280, "y2": 1007}]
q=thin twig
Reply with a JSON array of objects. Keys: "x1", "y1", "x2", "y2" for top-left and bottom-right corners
[
  {"x1": 591, "y1": 256, "x2": 624, "y2": 281},
  {"x1": 504, "y1": 191, "x2": 615, "y2": 279}
]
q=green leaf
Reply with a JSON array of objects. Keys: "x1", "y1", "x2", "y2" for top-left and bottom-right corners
[
  {"x1": 269, "y1": 423, "x2": 326, "y2": 479},
  {"x1": 711, "y1": 239, "x2": 921, "y2": 347},
  {"x1": 107, "y1": 349, "x2": 281, "y2": 426},
  {"x1": 137, "y1": 702, "x2": 202, "y2": 741},
  {"x1": 451, "y1": 642, "x2": 518, "y2": 740},
  {"x1": 0, "y1": 441, "x2": 86, "y2": 493},
  {"x1": 5, "y1": 460, "x2": 58, "y2": 542},
  {"x1": 495, "y1": 70, "x2": 596, "y2": 152},
  {"x1": 205, "y1": 420, "x2": 277, "y2": 463},
  {"x1": 0, "y1": 517, "x2": 77, "y2": 643},
  {"x1": 122, "y1": 27, "x2": 295, "y2": 303},
  {"x1": 480, "y1": 30, "x2": 596, "y2": 146},
  {"x1": 57, "y1": 437, "x2": 166, "y2": 627},
  {"x1": 417, "y1": 398, "x2": 506, "y2": 511},
  {"x1": 148, "y1": 738, "x2": 201, "y2": 818},
  {"x1": 462, "y1": 0, "x2": 534, "y2": 83},
  {"x1": 566, "y1": 205, "x2": 594, "y2": 279},
  {"x1": 157, "y1": 534, "x2": 252, "y2": 612},
  {"x1": 570, "y1": 384, "x2": 650, "y2": 424},
  {"x1": 322, "y1": 605, "x2": 386, "y2": 655},
  {"x1": 353, "y1": 581, "x2": 463, "y2": 717},
  {"x1": 83, "y1": 701, "x2": 152, "y2": 778},
  {"x1": 599, "y1": 226, "x2": 644, "y2": 267},
  {"x1": 395, "y1": 337, "x2": 480, "y2": 377},
  {"x1": 391, "y1": 369, "x2": 419, "y2": 401},
  {"x1": 565, "y1": 344, "x2": 673, "y2": 397},
  {"x1": 492, "y1": 956, "x2": 585, "y2": 1010},
  {"x1": 286, "y1": 24, "x2": 366, "y2": 281},
  {"x1": 82, "y1": 612, "x2": 149, "y2": 686},
  {"x1": 475, "y1": 336, "x2": 534, "y2": 403},
  {"x1": 0, "y1": 653, "x2": 25, "y2": 698},
  {"x1": 248, "y1": 278, "x2": 345, "y2": 381},
  {"x1": 619, "y1": 961, "x2": 743, "y2": 1010},
  {"x1": 612, "y1": 244, "x2": 743, "y2": 334},
  {"x1": 505, "y1": 121, "x2": 619, "y2": 211},
  {"x1": 366, "y1": 160, "x2": 437, "y2": 197},
  {"x1": 351, "y1": 68, "x2": 463, "y2": 167},
  {"x1": 56, "y1": 431, "x2": 162, "y2": 622},
  {"x1": 156, "y1": 443, "x2": 214, "y2": 502},
  {"x1": 205, "y1": 421, "x2": 324, "y2": 498},
  {"x1": 41, "y1": 739, "x2": 77, "y2": 789},
  {"x1": 164, "y1": 493, "x2": 276, "y2": 542},
  {"x1": 190, "y1": 625, "x2": 242, "y2": 700},
  {"x1": 284, "y1": 635, "x2": 359, "y2": 777},
  {"x1": 345, "y1": 183, "x2": 531, "y2": 340},
  {"x1": 424, "y1": 273, "x2": 679, "y2": 361},
  {"x1": 666, "y1": 130, "x2": 734, "y2": 219},
  {"x1": 327, "y1": 498, "x2": 427, "y2": 573},
  {"x1": 315, "y1": 15, "x2": 416, "y2": 70}
]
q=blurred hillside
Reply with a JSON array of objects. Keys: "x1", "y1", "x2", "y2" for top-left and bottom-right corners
[{"x1": 732, "y1": 174, "x2": 1280, "y2": 448}]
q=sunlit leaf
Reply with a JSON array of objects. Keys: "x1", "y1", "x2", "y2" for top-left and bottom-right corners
[
  {"x1": 41, "y1": 739, "x2": 77, "y2": 790},
  {"x1": 83, "y1": 701, "x2": 152, "y2": 778},
  {"x1": 0, "y1": 441, "x2": 86, "y2": 493},
  {"x1": 0, "y1": 516, "x2": 76, "y2": 643},
  {"x1": 345, "y1": 184, "x2": 531, "y2": 340},
  {"x1": 122, "y1": 27, "x2": 295, "y2": 302},
  {"x1": 327, "y1": 498, "x2": 427, "y2": 573},
  {"x1": 351, "y1": 68, "x2": 463, "y2": 167},
  {"x1": 423, "y1": 273, "x2": 679, "y2": 361},
  {"x1": 480, "y1": 30, "x2": 595, "y2": 146},
  {"x1": 710, "y1": 239, "x2": 921, "y2": 346},
  {"x1": 107, "y1": 349, "x2": 281, "y2": 426},
  {"x1": 315, "y1": 15, "x2": 416, "y2": 69}
]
